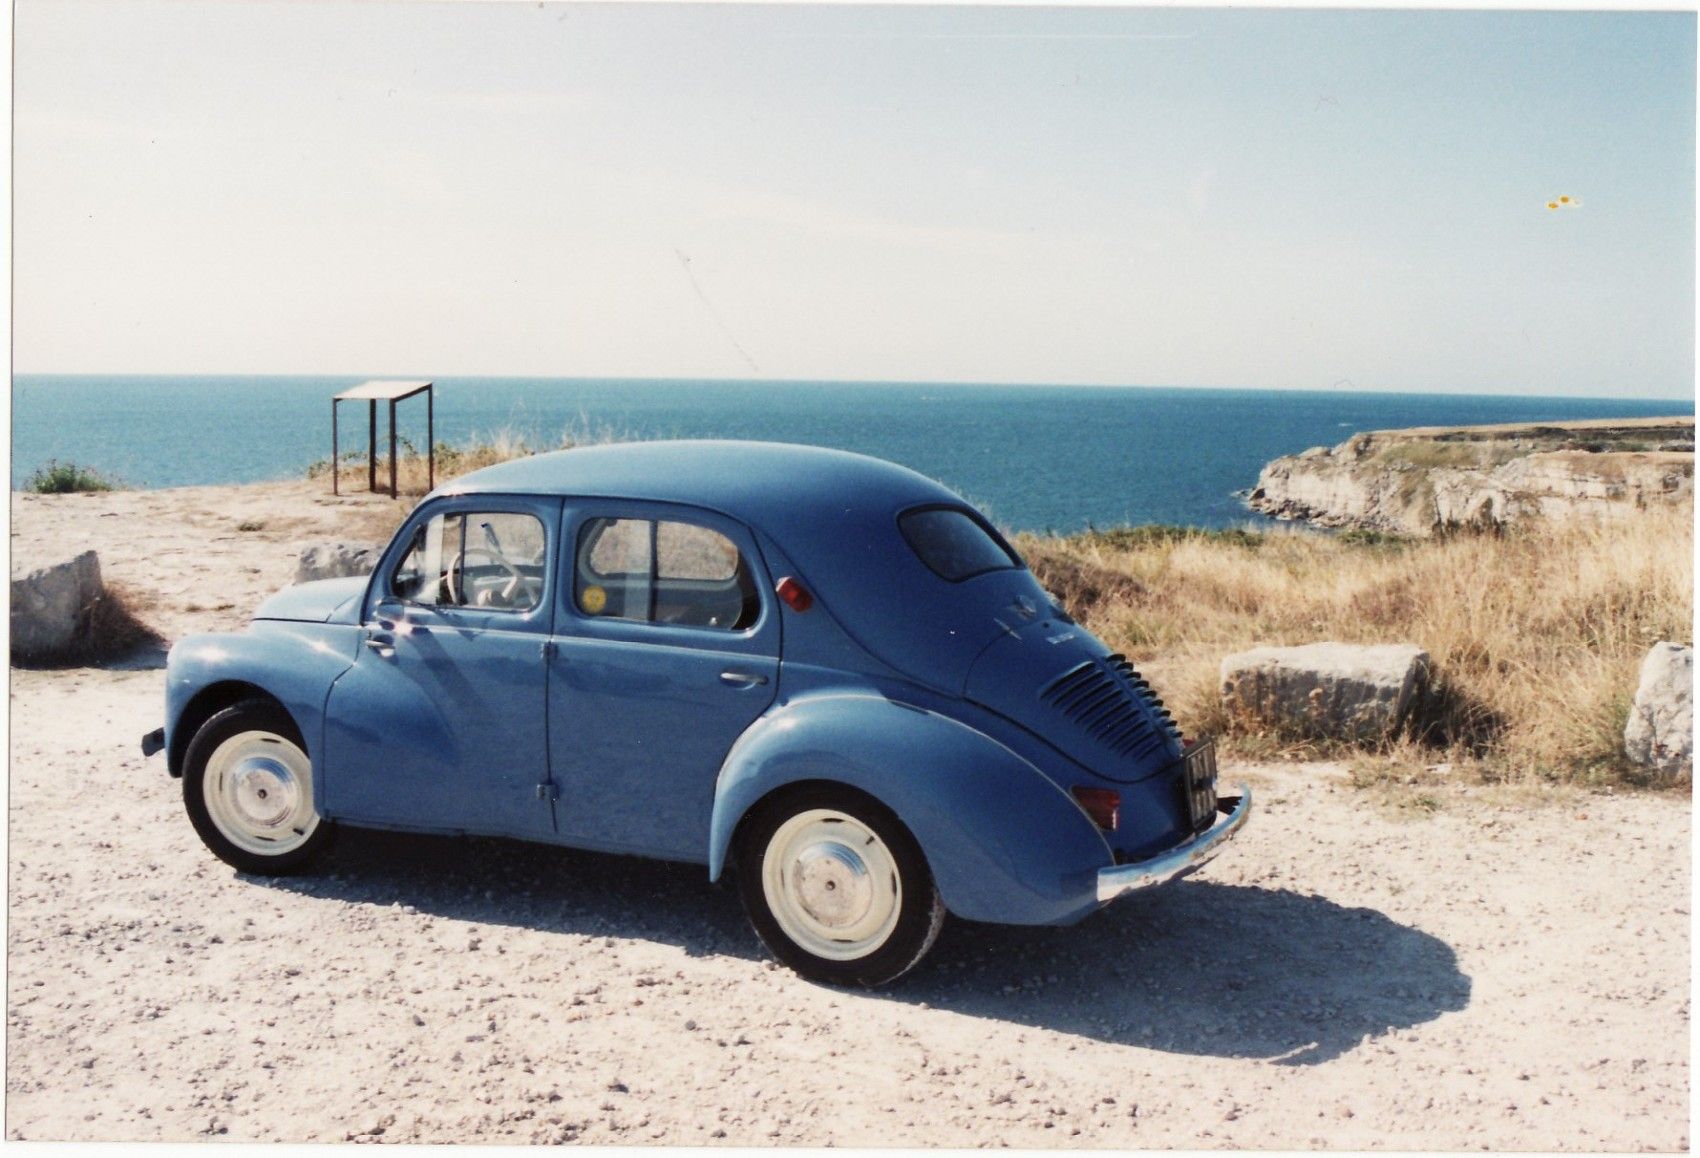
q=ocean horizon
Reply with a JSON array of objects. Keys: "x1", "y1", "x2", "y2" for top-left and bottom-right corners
[{"x1": 13, "y1": 375, "x2": 1691, "y2": 533}]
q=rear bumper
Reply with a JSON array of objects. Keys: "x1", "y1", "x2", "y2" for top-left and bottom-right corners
[{"x1": 1096, "y1": 785, "x2": 1252, "y2": 903}]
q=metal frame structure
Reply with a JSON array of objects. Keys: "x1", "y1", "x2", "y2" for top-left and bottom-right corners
[{"x1": 331, "y1": 380, "x2": 434, "y2": 497}]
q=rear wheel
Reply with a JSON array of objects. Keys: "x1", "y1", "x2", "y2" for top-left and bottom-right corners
[
  {"x1": 182, "y1": 699, "x2": 334, "y2": 875},
  {"x1": 736, "y1": 785, "x2": 944, "y2": 986}
]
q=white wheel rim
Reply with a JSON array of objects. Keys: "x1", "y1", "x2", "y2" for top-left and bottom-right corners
[
  {"x1": 202, "y1": 729, "x2": 319, "y2": 857},
  {"x1": 761, "y1": 808, "x2": 902, "y2": 962}
]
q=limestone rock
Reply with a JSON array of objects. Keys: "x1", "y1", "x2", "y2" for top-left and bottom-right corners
[
  {"x1": 1247, "y1": 419, "x2": 1694, "y2": 536},
  {"x1": 1625, "y1": 642, "x2": 1693, "y2": 772},
  {"x1": 1221, "y1": 642, "x2": 1430, "y2": 742},
  {"x1": 11, "y1": 551, "x2": 104, "y2": 659},
  {"x1": 295, "y1": 542, "x2": 381, "y2": 584}
]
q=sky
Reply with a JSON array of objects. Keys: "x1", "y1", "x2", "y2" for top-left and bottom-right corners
[{"x1": 12, "y1": 1, "x2": 1697, "y2": 399}]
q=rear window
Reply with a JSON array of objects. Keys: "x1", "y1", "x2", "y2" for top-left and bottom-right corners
[{"x1": 899, "y1": 508, "x2": 1020, "y2": 582}]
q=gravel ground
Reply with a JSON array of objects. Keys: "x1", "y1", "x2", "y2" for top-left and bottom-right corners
[{"x1": 5, "y1": 484, "x2": 1691, "y2": 1147}]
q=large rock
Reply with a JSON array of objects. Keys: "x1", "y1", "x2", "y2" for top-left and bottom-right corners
[
  {"x1": 295, "y1": 542, "x2": 381, "y2": 584},
  {"x1": 1221, "y1": 642, "x2": 1430, "y2": 742},
  {"x1": 11, "y1": 551, "x2": 104, "y2": 659},
  {"x1": 1624, "y1": 642, "x2": 1693, "y2": 772},
  {"x1": 1247, "y1": 419, "x2": 1694, "y2": 536}
]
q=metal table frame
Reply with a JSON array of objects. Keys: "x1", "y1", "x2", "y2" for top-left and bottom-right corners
[{"x1": 330, "y1": 380, "x2": 434, "y2": 497}]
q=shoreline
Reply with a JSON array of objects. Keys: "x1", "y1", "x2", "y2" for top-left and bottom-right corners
[{"x1": 14, "y1": 382, "x2": 1692, "y2": 527}]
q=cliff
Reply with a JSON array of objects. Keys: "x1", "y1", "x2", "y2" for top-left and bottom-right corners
[{"x1": 1247, "y1": 416, "x2": 1694, "y2": 535}]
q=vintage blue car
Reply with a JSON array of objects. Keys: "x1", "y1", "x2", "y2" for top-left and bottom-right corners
[{"x1": 144, "y1": 441, "x2": 1249, "y2": 985}]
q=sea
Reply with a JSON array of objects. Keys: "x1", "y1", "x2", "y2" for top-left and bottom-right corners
[{"x1": 11, "y1": 376, "x2": 1691, "y2": 533}]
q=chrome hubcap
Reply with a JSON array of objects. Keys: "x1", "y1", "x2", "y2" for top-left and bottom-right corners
[
  {"x1": 202, "y1": 730, "x2": 319, "y2": 857},
  {"x1": 762, "y1": 809, "x2": 902, "y2": 962},
  {"x1": 793, "y1": 841, "x2": 876, "y2": 929},
  {"x1": 231, "y1": 758, "x2": 297, "y2": 828}
]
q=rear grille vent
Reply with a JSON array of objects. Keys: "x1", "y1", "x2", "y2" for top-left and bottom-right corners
[
  {"x1": 1103, "y1": 654, "x2": 1182, "y2": 740},
  {"x1": 1040, "y1": 654, "x2": 1179, "y2": 763}
]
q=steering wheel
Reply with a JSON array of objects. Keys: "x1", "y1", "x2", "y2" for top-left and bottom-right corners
[{"x1": 445, "y1": 547, "x2": 523, "y2": 606}]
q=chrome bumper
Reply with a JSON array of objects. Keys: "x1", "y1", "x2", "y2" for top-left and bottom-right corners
[{"x1": 1096, "y1": 785, "x2": 1252, "y2": 903}]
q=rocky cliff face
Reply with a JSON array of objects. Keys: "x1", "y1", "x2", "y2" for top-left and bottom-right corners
[{"x1": 1247, "y1": 418, "x2": 1694, "y2": 535}]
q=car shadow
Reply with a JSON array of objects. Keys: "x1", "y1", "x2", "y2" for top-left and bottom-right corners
[
  {"x1": 260, "y1": 826, "x2": 764, "y2": 963},
  {"x1": 259, "y1": 828, "x2": 1469, "y2": 1066},
  {"x1": 899, "y1": 880, "x2": 1471, "y2": 1065},
  {"x1": 13, "y1": 639, "x2": 169, "y2": 672}
]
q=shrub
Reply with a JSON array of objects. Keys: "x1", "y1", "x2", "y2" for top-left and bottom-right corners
[{"x1": 26, "y1": 460, "x2": 120, "y2": 494}]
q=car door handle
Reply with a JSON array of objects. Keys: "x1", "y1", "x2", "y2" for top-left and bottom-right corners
[
  {"x1": 364, "y1": 636, "x2": 395, "y2": 656},
  {"x1": 719, "y1": 670, "x2": 769, "y2": 688}
]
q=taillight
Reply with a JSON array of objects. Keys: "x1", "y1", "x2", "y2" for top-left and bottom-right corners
[
  {"x1": 775, "y1": 576, "x2": 813, "y2": 613},
  {"x1": 1071, "y1": 786, "x2": 1120, "y2": 831}
]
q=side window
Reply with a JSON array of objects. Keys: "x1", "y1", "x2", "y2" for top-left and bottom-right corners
[
  {"x1": 576, "y1": 517, "x2": 759, "y2": 630},
  {"x1": 391, "y1": 510, "x2": 547, "y2": 612}
]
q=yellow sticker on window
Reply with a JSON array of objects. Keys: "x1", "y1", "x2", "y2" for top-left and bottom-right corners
[{"x1": 581, "y1": 585, "x2": 607, "y2": 614}]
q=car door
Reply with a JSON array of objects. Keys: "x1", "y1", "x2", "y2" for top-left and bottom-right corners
[
  {"x1": 548, "y1": 502, "x2": 780, "y2": 862},
  {"x1": 321, "y1": 495, "x2": 561, "y2": 840}
]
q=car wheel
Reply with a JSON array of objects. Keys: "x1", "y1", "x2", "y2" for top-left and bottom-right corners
[
  {"x1": 182, "y1": 698, "x2": 334, "y2": 875},
  {"x1": 736, "y1": 785, "x2": 945, "y2": 987}
]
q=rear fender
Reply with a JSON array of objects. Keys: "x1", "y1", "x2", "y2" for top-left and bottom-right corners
[{"x1": 709, "y1": 693, "x2": 1112, "y2": 926}]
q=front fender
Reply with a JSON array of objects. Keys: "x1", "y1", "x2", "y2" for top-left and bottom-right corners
[
  {"x1": 709, "y1": 693, "x2": 1113, "y2": 926},
  {"x1": 164, "y1": 622, "x2": 362, "y2": 804}
]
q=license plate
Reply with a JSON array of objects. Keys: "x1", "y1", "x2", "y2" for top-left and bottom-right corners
[{"x1": 1180, "y1": 739, "x2": 1219, "y2": 834}]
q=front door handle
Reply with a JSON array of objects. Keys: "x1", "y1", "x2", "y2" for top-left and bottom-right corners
[{"x1": 719, "y1": 670, "x2": 769, "y2": 688}]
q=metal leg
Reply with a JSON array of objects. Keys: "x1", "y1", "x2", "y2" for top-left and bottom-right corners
[
  {"x1": 427, "y1": 387, "x2": 435, "y2": 491},
  {"x1": 367, "y1": 400, "x2": 377, "y2": 493},
  {"x1": 331, "y1": 399, "x2": 339, "y2": 496},
  {"x1": 389, "y1": 399, "x2": 398, "y2": 498}
]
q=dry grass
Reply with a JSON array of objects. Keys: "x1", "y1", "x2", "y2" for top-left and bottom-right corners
[
  {"x1": 1370, "y1": 440, "x2": 1529, "y2": 469},
  {"x1": 309, "y1": 419, "x2": 636, "y2": 497},
  {"x1": 13, "y1": 582, "x2": 164, "y2": 667},
  {"x1": 1016, "y1": 503, "x2": 1693, "y2": 788}
]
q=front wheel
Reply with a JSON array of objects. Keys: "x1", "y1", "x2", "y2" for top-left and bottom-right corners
[
  {"x1": 182, "y1": 699, "x2": 334, "y2": 875},
  {"x1": 735, "y1": 785, "x2": 945, "y2": 986}
]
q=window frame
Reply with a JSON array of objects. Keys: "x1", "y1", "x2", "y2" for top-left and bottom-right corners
[
  {"x1": 558, "y1": 501, "x2": 775, "y2": 650},
  {"x1": 370, "y1": 494, "x2": 560, "y2": 632}
]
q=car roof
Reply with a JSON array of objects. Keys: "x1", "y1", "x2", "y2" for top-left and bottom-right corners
[
  {"x1": 440, "y1": 439, "x2": 964, "y2": 529},
  {"x1": 440, "y1": 438, "x2": 1039, "y2": 692}
]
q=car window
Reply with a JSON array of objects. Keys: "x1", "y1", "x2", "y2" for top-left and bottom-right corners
[
  {"x1": 899, "y1": 507, "x2": 1021, "y2": 582},
  {"x1": 577, "y1": 517, "x2": 758, "y2": 630},
  {"x1": 393, "y1": 510, "x2": 547, "y2": 612}
]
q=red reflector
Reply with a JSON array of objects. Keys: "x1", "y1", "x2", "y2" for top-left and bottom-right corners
[
  {"x1": 1071, "y1": 786, "x2": 1120, "y2": 831},
  {"x1": 775, "y1": 576, "x2": 813, "y2": 613}
]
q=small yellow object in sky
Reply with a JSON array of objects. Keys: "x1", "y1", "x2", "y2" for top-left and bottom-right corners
[
  {"x1": 582, "y1": 585, "x2": 607, "y2": 614},
  {"x1": 1546, "y1": 194, "x2": 1582, "y2": 211}
]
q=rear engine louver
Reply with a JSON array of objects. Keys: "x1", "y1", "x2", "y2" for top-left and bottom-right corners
[{"x1": 1040, "y1": 654, "x2": 1182, "y2": 764}]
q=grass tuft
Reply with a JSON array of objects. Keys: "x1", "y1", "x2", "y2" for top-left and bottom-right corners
[{"x1": 26, "y1": 460, "x2": 121, "y2": 494}]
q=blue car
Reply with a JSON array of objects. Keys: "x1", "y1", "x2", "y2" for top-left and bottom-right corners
[{"x1": 144, "y1": 441, "x2": 1249, "y2": 986}]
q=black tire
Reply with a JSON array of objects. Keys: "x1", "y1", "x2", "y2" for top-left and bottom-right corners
[
  {"x1": 182, "y1": 698, "x2": 335, "y2": 875},
  {"x1": 735, "y1": 784, "x2": 945, "y2": 987}
]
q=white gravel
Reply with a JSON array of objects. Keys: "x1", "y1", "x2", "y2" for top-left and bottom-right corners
[{"x1": 5, "y1": 483, "x2": 1690, "y2": 1147}]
